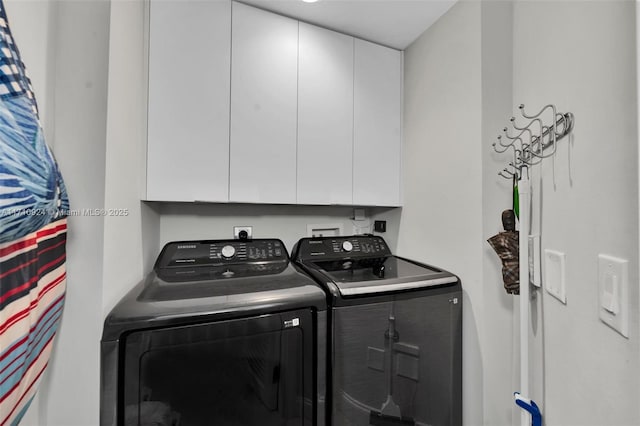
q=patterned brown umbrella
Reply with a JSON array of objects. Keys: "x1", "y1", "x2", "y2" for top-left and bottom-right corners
[{"x1": 487, "y1": 210, "x2": 519, "y2": 295}]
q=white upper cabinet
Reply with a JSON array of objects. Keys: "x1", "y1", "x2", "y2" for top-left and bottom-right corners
[
  {"x1": 353, "y1": 39, "x2": 402, "y2": 206},
  {"x1": 145, "y1": 1, "x2": 403, "y2": 206},
  {"x1": 297, "y1": 23, "x2": 354, "y2": 205},
  {"x1": 147, "y1": 0, "x2": 231, "y2": 202},
  {"x1": 229, "y1": 3, "x2": 299, "y2": 204}
]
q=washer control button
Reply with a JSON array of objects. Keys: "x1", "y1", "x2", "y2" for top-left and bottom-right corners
[{"x1": 221, "y1": 245, "x2": 236, "y2": 259}]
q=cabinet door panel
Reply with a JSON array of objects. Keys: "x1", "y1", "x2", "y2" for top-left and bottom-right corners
[
  {"x1": 230, "y1": 3, "x2": 298, "y2": 204},
  {"x1": 147, "y1": 0, "x2": 230, "y2": 202},
  {"x1": 297, "y1": 24, "x2": 354, "y2": 205},
  {"x1": 353, "y1": 39, "x2": 402, "y2": 207}
]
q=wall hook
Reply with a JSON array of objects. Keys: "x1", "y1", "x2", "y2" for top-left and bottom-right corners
[{"x1": 493, "y1": 103, "x2": 574, "y2": 180}]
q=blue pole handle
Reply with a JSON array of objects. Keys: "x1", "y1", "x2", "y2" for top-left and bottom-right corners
[{"x1": 514, "y1": 392, "x2": 542, "y2": 426}]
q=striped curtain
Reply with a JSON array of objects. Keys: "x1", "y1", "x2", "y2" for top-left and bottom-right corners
[
  {"x1": 0, "y1": 2, "x2": 69, "y2": 424},
  {"x1": 0, "y1": 220, "x2": 67, "y2": 424}
]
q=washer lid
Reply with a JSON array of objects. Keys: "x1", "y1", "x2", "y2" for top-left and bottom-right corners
[
  {"x1": 102, "y1": 239, "x2": 327, "y2": 341},
  {"x1": 143, "y1": 261, "x2": 302, "y2": 302},
  {"x1": 308, "y1": 256, "x2": 458, "y2": 297}
]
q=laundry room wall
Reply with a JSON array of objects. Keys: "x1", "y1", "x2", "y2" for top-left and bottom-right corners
[
  {"x1": 510, "y1": 1, "x2": 640, "y2": 425},
  {"x1": 158, "y1": 203, "x2": 397, "y2": 254},
  {"x1": 11, "y1": 1, "x2": 112, "y2": 425},
  {"x1": 3, "y1": 0, "x2": 56, "y2": 144},
  {"x1": 480, "y1": 1, "x2": 517, "y2": 424},
  {"x1": 399, "y1": 1, "x2": 484, "y2": 424},
  {"x1": 42, "y1": 2, "x2": 111, "y2": 425},
  {"x1": 101, "y1": 0, "x2": 160, "y2": 318}
]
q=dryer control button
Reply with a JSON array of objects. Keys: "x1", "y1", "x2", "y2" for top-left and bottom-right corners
[
  {"x1": 221, "y1": 245, "x2": 236, "y2": 259},
  {"x1": 342, "y1": 241, "x2": 353, "y2": 252}
]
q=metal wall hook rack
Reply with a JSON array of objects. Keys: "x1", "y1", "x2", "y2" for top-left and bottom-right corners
[
  {"x1": 490, "y1": 104, "x2": 576, "y2": 426},
  {"x1": 493, "y1": 103, "x2": 574, "y2": 179},
  {"x1": 489, "y1": 105, "x2": 575, "y2": 426}
]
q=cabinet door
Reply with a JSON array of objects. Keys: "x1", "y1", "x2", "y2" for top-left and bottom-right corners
[
  {"x1": 147, "y1": 0, "x2": 231, "y2": 202},
  {"x1": 230, "y1": 3, "x2": 298, "y2": 204},
  {"x1": 297, "y1": 24, "x2": 354, "y2": 205},
  {"x1": 353, "y1": 39, "x2": 402, "y2": 206}
]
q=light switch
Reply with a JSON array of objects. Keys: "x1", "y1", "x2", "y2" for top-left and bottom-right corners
[
  {"x1": 544, "y1": 249, "x2": 566, "y2": 304},
  {"x1": 601, "y1": 272, "x2": 619, "y2": 314},
  {"x1": 598, "y1": 254, "x2": 628, "y2": 338}
]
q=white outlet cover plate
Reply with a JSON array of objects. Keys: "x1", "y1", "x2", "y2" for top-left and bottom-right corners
[
  {"x1": 233, "y1": 226, "x2": 252, "y2": 239},
  {"x1": 306, "y1": 223, "x2": 343, "y2": 238},
  {"x1": 544, "y1": 249, "x2": 566, "y2": 304},
  {"x1": 598, "y1": 254, "x2": 629, "y2": 338}
]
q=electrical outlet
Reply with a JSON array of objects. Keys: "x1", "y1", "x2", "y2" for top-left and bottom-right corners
[
  {"x1": 233, "y1": 226, "x2": 252, "y2": 240},
  {"x1": 374, "y1": 220, "x2": 386, "y2": 233}
]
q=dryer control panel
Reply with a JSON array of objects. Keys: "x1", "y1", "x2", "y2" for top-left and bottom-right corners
[
  {"x1": 294, "y1": 235, "x2": 391, "y2": 261},
  {"x1": 157, "y1": 239, "x2": 287, "y2": 268}
]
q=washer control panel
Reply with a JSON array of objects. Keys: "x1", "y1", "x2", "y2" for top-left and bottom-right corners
[
  {"x1": 159, "y1": 239, "x2": 287, "y2": 268},
  {"x1": 295, "y1": 236, "x2": 391, "y2": 261}
]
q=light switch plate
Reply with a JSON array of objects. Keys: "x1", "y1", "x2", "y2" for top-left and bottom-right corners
[
  {"x1": 598, "y1": 254, "x2": 629, "y2": 338},
  {"x1": 544, "y1": 249, "x2": 566, "y2": 304}
]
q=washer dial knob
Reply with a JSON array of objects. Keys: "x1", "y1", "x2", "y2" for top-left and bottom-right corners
[
  {"x1": 342, "y1": 241, "x2": 353, "y2": 252},
  {"x1": 221, "y1": 245, "x2": 236, "y2": 259}
]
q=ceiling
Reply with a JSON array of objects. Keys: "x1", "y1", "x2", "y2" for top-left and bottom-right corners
[{"x1": 238, "y1": 0, "x2": 457, "y2": 50}]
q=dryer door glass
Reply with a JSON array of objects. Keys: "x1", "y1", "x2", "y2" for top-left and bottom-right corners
[{"x1": 121, "y1": 310, "x2": 312, "y2": 426}]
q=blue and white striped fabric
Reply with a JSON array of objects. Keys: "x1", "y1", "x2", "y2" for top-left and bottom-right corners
[
  {"x1": 0, "y1": 1, "x2": 69, "y2": 424},
  {"x1": 0, "y1": 9, "x2": 37, "y2": 114},
  {"x1": 0, "y1": 2, "x2": 68, "y2": 245}
]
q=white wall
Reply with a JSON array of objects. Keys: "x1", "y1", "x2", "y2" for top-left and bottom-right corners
[
  {"x1": 159, "y1": 203, "x2": 394, "y2": 254},
  {"x1": 511, "y1": 1, "x2": 639, "y2": 425},
  {"x1": 400, "y1": 2, "x2": 484, "y2": 424},
  {"x1": 102, "y1": 0, "x2": 160, "y2": 318},
  {"x1": 37, "y1": 1, "x2": 111, "y2": 425},
  {"x1": 3, "y1": 0, "x2": 56, "y2": 144},
  {"x1": 480, "y1": 1, "x2": 517, "y2": 424}
]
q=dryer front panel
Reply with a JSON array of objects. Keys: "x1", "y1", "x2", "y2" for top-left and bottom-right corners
[
  {"x1": 331, "y1": 292, "x2": 462, "y2": 426},
  {"x1": 119, "y1": 309, "x2": 315, "y2": 426}
]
